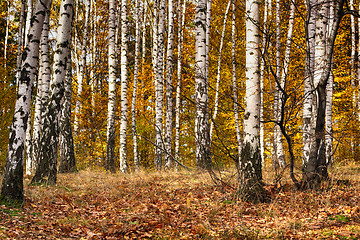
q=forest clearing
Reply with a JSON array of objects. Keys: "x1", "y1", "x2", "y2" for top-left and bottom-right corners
[{"x1": 1, "y1": 163, "x2": 359, "y2": 239}]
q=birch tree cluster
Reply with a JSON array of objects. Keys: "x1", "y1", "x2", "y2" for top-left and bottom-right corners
[{"x1": 1, "y1": 0, "x2": 360, "y2": 203}]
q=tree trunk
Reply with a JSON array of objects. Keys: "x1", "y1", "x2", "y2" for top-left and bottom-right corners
[
  {"x1": 16, "y1": 0, "x2": 26, "y2": 86},
  {"x1": 209, "y1": 0, "x2": 231, "y2": 142},
  {"x1": 58, "y1": 55, "x2": 77, "y2": 173},
  {"x1": 30, "y1": 6, "x2": 52, "y2": 176},
  {"x1": 74, "y1": 0, "x2": 90, "y2": 134},
  {"x1": 1, "y1": 0, "x2": 51, "y2": 204},
  {"x1": 24, "y1": 0, "x2": 33, "y2": 47},
  {"x1": 106, "y1": 0, "x2": 117, "y2": 173},
  {"x1": 232, "y1": 0, "x2": 241, "y2": 159},
  {"x1": 31, "y1": 0, "x2": 74, "y2": 185},
  {"x1": 164, "y1": 0, "x2": 175, "y2": 169},
  {"x1": 175, "y1": 0, "x2": 186, "y2": 171},
  {"x1": 119, "y1": 0, "x2": 129, "y2": 173},
  {"x1": 195, "y1": 0, "x2": 211, "y2": 170},
  {"x1": 238, "y1": 0, "x2": 265, "y2": 203},
  {"x1": 131, "y1": 0, "x2": 141, "y2": 172}
]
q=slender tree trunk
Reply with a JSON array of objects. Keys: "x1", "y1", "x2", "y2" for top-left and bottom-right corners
[
  {"x1": 205, "y1": 0, "x2": 211, "y2": 80},
  {"x1": 231, "y1": 0, "x2": 241, "y2": 159},
  {"x1": 195, "y1": 0, "x2": 211, "y2": 170},
  {"x1": 24, "y1": 0, "x2": 33, "y2": 47},
  {"x1": 303, "y1": 0, "x2": 317, "y2": 167},
  {"x1": 58, "y1": 55, "x2": 77, "y2": 173},
  {"x1": 4, "y1": 0, "x2": 10, "y2": 75},
  {"x1": 31, "y1": 0, "x2": 74, "y2": 185},
  {"x1": 119, "y1": 0, "x2": 129, "y2": 173},
  {"x1": 350, "y1": 0, "x2": 357, "y2": 157},
  {"x1": 106, "y1": 0, "x2": 117, "y2": 173},
  {"x1": 16, "y1": 0, "x2": 26, "y2": 86},
  {"x1": 239, "y1": 0, "x2": 265, "y2": 203},
  {"x1": 175, "y1": 0, "x2": 186, "y2": 171},
  {"x1": 131, "y1": 0, "x2": 141, "y2": 172},
  {"x1": 154, "y1": 0, "x2": 165, "y2": 170},
  {"x1": 90, "y1": 0, "x2": 97, "y2": 117},
  {"x1": 209, "y1": 0, "x2": 231, "y2": 142},
  {"x1": 1, "y1": 0, "x2": 51, "y2": 204},
  {"x1": 30, "y1": 6, "x2": 52, "y2": 176},
  {"x1": 74, "y1": 0, "x2": 90, "y2": 134},
  {"x1": 164, "y1": 0, "x2": 175, "y2": 169}
]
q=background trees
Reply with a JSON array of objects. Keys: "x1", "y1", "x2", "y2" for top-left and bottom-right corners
[{"x1": 1, "y1": 0, "x2": 360, "y2": 203}]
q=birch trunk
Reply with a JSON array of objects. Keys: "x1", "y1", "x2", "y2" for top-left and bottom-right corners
[
  {"x1": 303, "y1": 0, "x2": 344, "y2": 187},
  {"x1": 119, "y1": 0, "x2": 129, "y2": 173},
  {"x1": 74, "y1": 0, "x2": 90, "y2": 134},
  {"x1": 239, "y1": 0, "x2": 265, "y2": 202},
  {"x1": 154, "y1": 0, "x2": 165, "y2": 170},
  {"x1": 164, "y1": 0, "x2": 175, "y2": 169},
  {"x1": 106, "y1": 0, "x2": 117, "y2": 173},
  {"x1": 350, "y1": 0, "x2": 357, "y2": 156},
  {"x1": 131, "y1": 0, "x2": 140, "y2": 172},
  {"x1": 175, "y1": 0, "x2": 186, "y2": 171},
  {"x1": 58, "y1": 55, "x2": 77, "y2": 173},
  {"x1": 4, "y1": 0, "x2": 10, "y2": 74},
  {"x1": 232, "y1": 0, "x2": 241, "y2": 159},
  {"x1": 16, "y1": 0, "x2": 26, "y2": 85},
  {"x1": 1, "y1": 0, "x2": 51, "y2": 203},
  {"x1": 205, "y1": 0, "x2": 211, "y2": 79},
  {"x1": 30, "y1": 6, "x2": 52, "y2": 175},
  {"x1": 24, "y1": 0, "x2": 33, "y2": 47},
  {"x1": 195, "y1": 0, "x2": 211, "y2": 170},
  {"x1": 31, "y1": 0, "x2": 74, "y2": 185},
  {"x1": 209, "y1": 0, "x2": 231, "y2": 142}
]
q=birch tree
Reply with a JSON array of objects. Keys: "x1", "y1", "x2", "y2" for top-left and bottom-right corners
[
  {"x1": 195, "y1": 0, "x2": 211, "y2": 170},
  {"x1": 131, "y1": 0, "x2": 141, "y2": 172},
  {"x1": 175, "y1": 0, "x2": 186, "y2": 170},
  {"x1": 164, "y1": 0, "x2": 175, "y2": 169},
  {"x1": 31, "y1": 0, "x2": 74, "y2": 185},
  {"x1": 74, "y1": 0, "x2": 90, "y2": 133},
  {"x1": 106, "y1": 0, "x2": 117, "y2": 173},
  {"x1": 30, "y1": 6, "x2": 52, "y2": 175},
  {"x1": 119, "y1": 0, "x2": 129, "y2": 173},
  {"x1": 1, "y1": 0, "x2": 51, "y2": 203},
  {"x1": 154, "y1": 0, "x2": 165, "y2": 170},
  {"x1": 58, "y1": 55, "x2": 77, "y2": 173},
  {"x1": 302, "y1": 0, "x2": 344, "y2": 187},
  {"x1": 239, "y1": 0, "x2": 265, "y2": 202}
]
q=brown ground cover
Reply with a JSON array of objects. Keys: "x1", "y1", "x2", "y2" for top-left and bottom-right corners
[{"x1": 0, "y1": 163, "x2": 359, "y2": 239}]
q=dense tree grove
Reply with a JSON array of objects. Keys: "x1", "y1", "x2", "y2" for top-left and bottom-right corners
[{"x1": 1, "y1": 0, "x2": 360, "y2": 203}]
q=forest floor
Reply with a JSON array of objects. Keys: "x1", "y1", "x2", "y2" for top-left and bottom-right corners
[{"x1": 0, "y1": 162, "x2": 359, "y2": 239}]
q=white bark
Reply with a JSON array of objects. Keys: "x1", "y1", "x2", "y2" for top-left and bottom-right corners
[
  {"x1": 24, "y1": 0, "x2": 33, "y2": 47},
  {"x1": 119, "y1": 0, "x2": 129, "y2": 173},
  {"x1": 164, "y1": 0, "x2": 175, "y2": 169},
  {"x1": 106, "y1": 0, "x2": 117, "y2": 173},
  {"x1": 209, "y1": 0, "x2": 231, "y2": 142},
  {"x1": 232, "y1": 0, "x2": 241, "y2": 158},
  {"x1": 4, "y1": 0, "x2": 10, "y2": 73},
  {"x1": 74, "y1": 0, "x2": 90, "y2": 133},
  {"x1": 16, "y1": 0, "x2": 26, "y2": 85},
  {"x1": 29, "y1": 6, "x2": 52, "y2": 176},
  {"x1": 132, "y1": 0, "x2": 141, "y2": 172},
  {"x1": 154, "y1": 0, "x2": 165, "y2": 169},
  {"x1": 32, "y1": 0, "x2": 74, "y2": 185},
  {"x1": 195, "y1": 0, "x2": 211, "y2": 169},
  {"x1": 1, "y1": 0, "x2": 51, "y2": 202},
  {"x1": 205, "y1": 0, "x2": 211, "y2": 80},
  {"x1": 175, "y1": 0, "x2": 186, "y2": 171}
]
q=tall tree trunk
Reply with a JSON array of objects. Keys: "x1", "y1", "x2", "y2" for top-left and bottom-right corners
[
  {"x1": 164, "y1": 0, "x2": 175, "y2": 169},
  {"x1": 238, "y1": 0, "x2": 265, "y2": 203},
  {"x1": 205, "y1": 0, "x2": 211, "y2": 80},
  {"x1": 58, "y1": 55, "x2": 77, "y2": 173},
  {"x1": 195, "y1": 0, "x2": 211, "y2": 170},
  {"x1": 24, "y1": 0, "x2": 33, "y2": 47},
  {"x1": 106, "y1": 0, "x2": 117, "y2": 173},
  {"x1": 30, "y1": 6, "x2": 52, "y2": 176},
  {"x1": 302, "y1": 0, "x2": 344, "y2": 187},
  {"x1": 4, "y1": 0, "x2": 10, "y2": 75},
  {"x1": 119, "y1": 0, "x2": 129, "y2": 173},
  {"x1": 31, "y1": 0, "x2": 74, "y2": 185},
  {"x1": 209, "y1": 0, "x2": 231, "y2": 142},
  {"x1": 232, "y1": 0, "x2": 241, "y2": 159},
  {"x1": 1, "y1": 0, "x2": 51, "y2": 204},
  {"x1": 350, "y1": 0, "x2": 357, "y2": 157},
  {"x1": 131, "y1": 0, "x2": 141, "y2": 172},
  {"x1": 175, "y1": 0, "x2": 186, "y2": 171},
  {"x1": 16, "y1": 0, "x2": 26, "y2": 86},
  {"x1": 273, "y1": 0, "x2": 285, "y2": 171},
  {"x1": 154, "y1": 0, "x2": 165, "y2": 170},
  {"x1": 74, "y1": 0, "x2": 90, "y2": 134}
]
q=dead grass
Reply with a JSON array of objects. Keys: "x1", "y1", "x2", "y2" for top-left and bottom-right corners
[{"x1": 0, "y1": 163, "x2": 359, "y2": 239}]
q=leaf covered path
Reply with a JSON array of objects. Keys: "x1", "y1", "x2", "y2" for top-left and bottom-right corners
[{"x1": 1, "y1": 165, "x2": 360, "y2": 239}]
